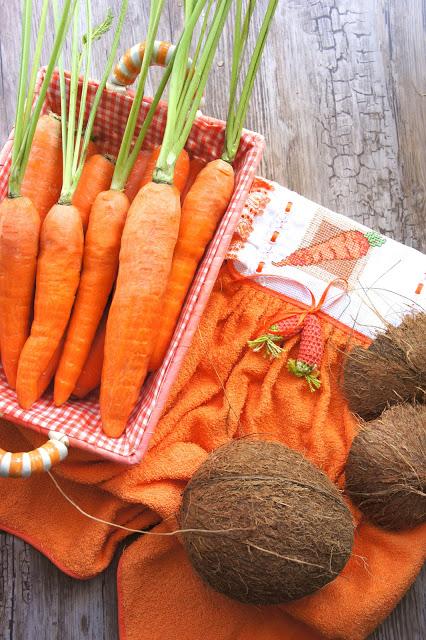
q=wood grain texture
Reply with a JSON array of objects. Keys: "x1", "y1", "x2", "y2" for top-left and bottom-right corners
[{"x1": 0, "y1": 0, "x2": 425, "y2": 638}]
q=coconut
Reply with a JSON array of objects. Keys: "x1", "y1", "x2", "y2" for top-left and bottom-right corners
[
  {"x1": 345, "y1": 403, "x2": 426, "y2": 530},
  {"x1": 343, "y1": 313, "x2": 426, "y2": 420},
  {"x1": 179, "y1": 439, "x2": 354, "y2": 605}
]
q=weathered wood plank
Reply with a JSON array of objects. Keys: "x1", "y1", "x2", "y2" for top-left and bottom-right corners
[{"x1": 0, "y1": 1, "x2": 424, "y2": 639}]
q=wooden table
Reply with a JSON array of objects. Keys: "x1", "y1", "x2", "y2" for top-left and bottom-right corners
[{"x1": 0, "y1": 1, "x2": 425, "y2": 638}]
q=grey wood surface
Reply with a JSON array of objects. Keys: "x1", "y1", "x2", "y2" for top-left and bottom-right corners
[{"x1": 0, "y1": 0, "x2": 425, "y2": 638}]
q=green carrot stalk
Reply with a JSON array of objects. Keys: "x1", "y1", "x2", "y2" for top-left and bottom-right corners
[
  {"x1": 176, "y1": 0, "x2": 215, "y2": 118},
  {"x1": 22, "y1": 0, "x2": 50, "y2": 127},
  {"x1": 59, "y1": 5, "x2": 85, "y2": 203},
  {"x1": 71, "y1": 0, "x2": 94, "y2": 177},
  {"x1": 222, "y1": 0, "x2": 278, "y2": 164},
  {"x1": 72, "y1": 8, "x2": 114, "y2": 173},
  {"x1": 124, "y1": 41, "x2": 180, "y2": 177},
  {"x1": 110, "y1": 0, "x2": 166, "y2": 191},
  {"x1": 51, "y1": 0, "x2": 69, "y2": 178},
  {"x1": 8, "y1": 0, "x2": 76, "y2": 198},
  {"x1": 57, "y1": 0, "x2": 129, "y2": 204},
  {"x1": 154, "y1": 0, "x2": 234, "y2": 186},
  {"x1": 10, "y1": 0, "x2": 32, "y2": 176}
]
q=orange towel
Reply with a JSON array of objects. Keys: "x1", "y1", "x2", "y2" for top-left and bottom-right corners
[{"x1": 0, "y1": 265, "x2": 425, "y2": 639}]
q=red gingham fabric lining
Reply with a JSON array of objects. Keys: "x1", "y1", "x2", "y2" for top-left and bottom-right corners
[{"x1": 0, "y1": 68, "x2": 264, "y2": 464}]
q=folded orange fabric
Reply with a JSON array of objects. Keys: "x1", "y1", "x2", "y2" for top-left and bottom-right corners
[{"x1": 0, "y1": 265, "x2": 425, "y2": 639}]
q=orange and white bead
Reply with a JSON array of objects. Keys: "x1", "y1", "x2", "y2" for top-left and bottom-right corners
[
  {"x1": 109, "y1": 40, "x2": 192, "y2": 89},
  {"x1": 0, "y1": 431, "x2": 69, "y2": 478}
]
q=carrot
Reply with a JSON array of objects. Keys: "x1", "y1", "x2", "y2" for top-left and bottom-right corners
[
  {"x1": 16, "y1": 204, "x2": 83, "y2": 409},
  {"x1": 124, "y1": 149, "x2": 151, "y2": 202},
  {"x1": 148, "y1": 0, "x2": 278, "y2": 371},
  {"x1": 0, "y1": 197, "x2": 40, "y2": 388},
  {"x1": 247, "y1": 314, "x2": 303, "y2": 360},
  {"x1": 15, "y1": 0, "x2": 129, "y2": 409},
  {"x1": 139, "y1": 144, "x2": 190, "y2": 193},
  {"x1": 71, "y1": 154, "x2": 115, "y2": 230},
  {"x1": 149, "y1": 159, "x2": 234, "y2": 371},
  {"x1": 180, "y1": 156, "x2": 206, "y2": 202},
  {"x1": 101, "y1": 0, "x2": 233, "y2": 436},
  {"x1": 101, "y1": 182, "x2": 181, "y2": 436},
  {"x1": 272, "y1": 230, "x2": 386, "y2": 268},
  {"x1": 0, "y1": 0, "x2": 74, "y2": 388},
  {"x1": 287, "y1": 314, "x2": 323, "y2": 392},
  {"x1": 20, "y1": 113, "x2": 63, "y2": 222},
  {"x1": 54, "y1": 190, "x2": 129, "y2": 406},
  {"x1": 249, "y1": 311, "x2": 323, "y2": 391},
  {"x1": 73, "y1": 313, "x2": 107, "y2": 399},
  {"x1": 54, "y1": 0, "x2": 169, "y2": 409}
]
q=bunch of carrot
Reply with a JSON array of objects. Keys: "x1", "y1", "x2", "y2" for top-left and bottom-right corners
[{"x1": 0, "y1": 0, "x2": 277, "y2": 439}]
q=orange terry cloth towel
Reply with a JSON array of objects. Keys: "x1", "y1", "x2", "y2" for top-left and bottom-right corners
[{"x1": 1, "y1": 179, "x2": 426, "y2": 639}]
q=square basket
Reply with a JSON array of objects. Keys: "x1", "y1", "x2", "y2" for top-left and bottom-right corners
[{"x1": 0, "y1": 68, "x2": 264, "y2": 465}]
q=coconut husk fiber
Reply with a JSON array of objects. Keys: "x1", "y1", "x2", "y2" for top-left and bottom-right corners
[
  {"x1": 179, "y1": 439, "x2": 354, "y2": 605},
  {"x1": 345, "y1": 403, "x2": 426, "y2": 530},
  {"x1": 343, "y1": 312, "x2": 426, "y2": 420}
]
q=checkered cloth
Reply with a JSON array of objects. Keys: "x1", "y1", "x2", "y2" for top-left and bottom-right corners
[{"x1": 0, "y1": 68, "x2": 264, "y2": 464}]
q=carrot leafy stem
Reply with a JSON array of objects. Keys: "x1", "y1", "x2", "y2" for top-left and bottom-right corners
[
  {"x1": 22, "y1": 0, "x2": 50, "y2": 128},
  {"x1": 111, "y1": 0, "x2": 166, "y2": 192},
  {"x1": 58, "y1": 0, "x2": 128, "y2": 203},
  {"x1": 9, "y1": 0, "x2": 75, "y2": 197},
  {"x1": 287, "y1": 359, "x2": 321, "y2": 392},
  {"x1": 222, "y1": 0, "x2": 278, "y2": 164},
  {"x1": 154, "y1": 0, "x2": 233, "y2": 185},
  {"x1": 248, "y1": 332, "x2": 284, "y2": 359}
]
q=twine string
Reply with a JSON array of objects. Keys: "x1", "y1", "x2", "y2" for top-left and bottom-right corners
[
  {"x1": 43, "y1": 267, "x2": 422, "y2": 537},
  {"x1": 47, "y1": 470, "x2": 250, "y2": 537}
]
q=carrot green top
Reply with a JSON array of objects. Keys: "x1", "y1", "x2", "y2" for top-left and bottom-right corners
[
  {"x1": 153, "y1": 0, "x2": 234, "y2": 186},
  {"x1": 56, "y1": 0, "x2": 129, "y2": 205},
  {"x1": 110, "y1": 0, "x2": 167, "y2": 192},
  {"x1": 8, "y1": 0, "x2": 75, "y2": 198},
  {"x1": 222, "y1": 0, "x2": 278, "y2": 164}
]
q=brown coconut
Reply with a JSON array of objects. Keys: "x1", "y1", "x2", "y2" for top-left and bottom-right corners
[
  {"x1": 179, "y1": 439, "x2": 354, "y2": 605},
  {"x1": 345, "y1": 403, "x2": 426, "y2": 530},
  {"x1": 343, "y1": 313, "x2": 426, "y2": 420}
]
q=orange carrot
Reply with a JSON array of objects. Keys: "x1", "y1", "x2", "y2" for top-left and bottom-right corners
[
  {"x1": 100, "y1": 0, "x2": 227, "y2": 436},
  {"x1": 149, "y1": 159, "x2": 234, "y2": 371},
  {"x1": 272, "y1": 230, "x2": 385, "y2": 268},
  {"x1": 0, "y1": 197, "x2": 40, "y2": 388},
  {"x1": 71, "y1": 154, "x2": 115, "y2": 231},
  {"x1": 54, "y1": 190, "x2": 129, "y2": 406},
  {"x1": 101, "y1": 182, "x2": 181, "y2": 437},
  {"x1": 139, "y1": 145, "x2": 190, "y2": 193},
  {"x1": 20, "y1": 113, "x2": 63, "y2": 222},
  {"x1": 72, "y1": 313, "x2": 107, "y2": 399},
  {"x1": 180, "y1": 156, "x2": 206, "y2": 202},
  {"x1": 124, "y1": 149, "x2": 151, "y2": 202},
  {"x1": 15, "y1": 0, "x2": 129, "y2": 408},
  {"x1": 16, "y1": 204, "x2": 84, "y2": 409},
  {"x1": 0, "y1": 0, "x2": 77, "y2": 390}
]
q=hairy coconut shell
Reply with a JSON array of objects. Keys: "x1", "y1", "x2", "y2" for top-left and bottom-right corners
[
  {"x1": 345, "y1": 404, "x2": 426, "y2": 530},
  {"x1": 179, "y1": 439, "x2": 354, "y2": 605},
  {"x1": 343, "y1": 313, "x2": 426, "y2": 420}
]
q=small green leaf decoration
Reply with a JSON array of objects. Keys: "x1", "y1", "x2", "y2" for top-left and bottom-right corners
[
  {"x1": 364, "y1": 231, "x2": 386, "y2": 248},
  {"x1": 287, "y1": 359, "x2": 321, "y2": 392},
  {"x1": 248, "y1": 332, "x2": 283, "y2": 360}
]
